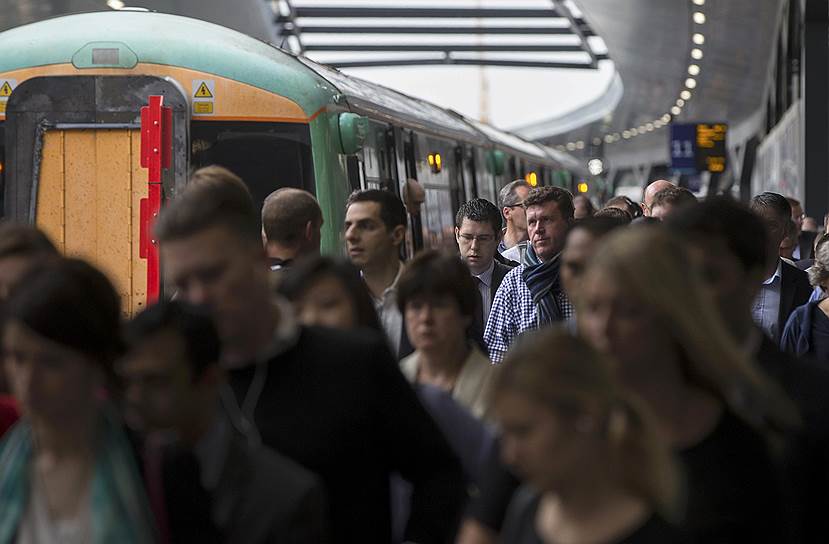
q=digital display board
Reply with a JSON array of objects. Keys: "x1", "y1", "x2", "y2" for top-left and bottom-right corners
[{"x1": 670, "y1": 123, "x2": 728, "y2": 173}]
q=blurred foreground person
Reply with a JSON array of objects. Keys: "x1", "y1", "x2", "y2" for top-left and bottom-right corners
[
  {"x1": 642, "y1": 180, "x2": 673, "y2": 216},
  {"x1": 495, "y1": 330, "x2": 689, "y2": 544},
  {"x1": 670, "y1": 197, "x2": 829, "y2": 541},
  {"x1": 602, "y1": 196, "x2": 641, "y2": 220},
  {"x1": 155, "y1": 171, "x2": 464, "y2": 543},
  {"x1": 648, "y1": 186, "x2": 697, "y2": 221},
  {"x1": 278, "y1": 256, "x2": 381, "y2": 332},
  {"x1": 0, "y1": 223, "x2": 58, "y2": 437},
  {"x1": 578, "y1": 228, "x2": 798, "y2": 543},
  {"x1": 0, "y1": 258, "x2": 154, "y2": 543},
  {"x1": 120, "y1": 300, "x2": 326, "y2": 543},
  {"x1": 560, "y1": 216, "x2": 629, "y2": 305},
  {"x1": 398, "y1": 251, "x2": 496, "y2": 419}
]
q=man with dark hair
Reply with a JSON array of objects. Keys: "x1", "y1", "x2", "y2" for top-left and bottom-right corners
[
  {"x1": 455, "y1": 199, "x2": 512, "y2": 330},
  {"x1": 668, "y1": 197, "x2": 829, "y2": 542},
  {"x1": 155, "y1": 172, "x2": 465, "y2": 543},
  {"x1": 261, "y1": 188, "x2": 323, "y2": 270},
  {"x1": 787, "y1": 196, "x2": 816, "y2": 261},
  {"x1": 497, "y1": 180, "x2": 531, "y2": 259},
  {"x1": 344, "y1": 189, "x2": 411, "y2": 357},
  {"x1": 484, "y1": 186, "x2": 575, "y2": 363},
  {"x1": 750, "y1": 192, "x2": 811, "y2": 341},
  {"x1": 649, "y1": 185, "x2": 697, "y2": 220},
  {"x1": 119, "y1": 300, "x2": 326, "y2": 543}
]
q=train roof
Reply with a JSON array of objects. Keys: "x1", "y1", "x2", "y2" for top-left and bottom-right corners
[
  {"x1": 0, "y1": 11, "x2": 335, "y2": 117},
  {"x1": 0, "y1": 10, "x2": 584, "y2": 173}
]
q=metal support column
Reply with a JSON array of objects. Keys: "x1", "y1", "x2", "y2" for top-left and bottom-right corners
[{"x1": 803, "y1": 0, "x2": 829, "y2": 220}]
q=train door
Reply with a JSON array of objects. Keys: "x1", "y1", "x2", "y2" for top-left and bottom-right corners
[
  {"x1": 403, "y1": 130, "x2": 424, "y2": 254},
  {"x1": 458, "y1": 145, "x2": 478, "y2": 201},
  {"x1": 4, "y1": 76, "x2": 189, "y2": 315}
]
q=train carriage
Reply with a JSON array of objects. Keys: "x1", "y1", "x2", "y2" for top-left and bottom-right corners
[{"x1": 0, "y1": 10, "x2": 583, "y2": 314}]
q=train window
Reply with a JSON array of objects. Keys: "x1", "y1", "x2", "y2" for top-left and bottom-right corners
[
  {"x1": 359, "y1": 121, "x2": 397, "y2": 191},
  {"x1": 414, "y1": 135, "x2": 459, "y2": 250},
  {"x1": 190, "y1": 121, "x2": 314, "y2": 220}
]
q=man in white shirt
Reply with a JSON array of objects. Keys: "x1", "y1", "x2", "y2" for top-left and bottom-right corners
[{"x1": 344, "y1": 189, "x2": 411, "y2": 358}]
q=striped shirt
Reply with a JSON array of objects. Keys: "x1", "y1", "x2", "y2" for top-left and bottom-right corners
[{"x1": 484, "y1": 264, "x2": 574, "y2": 364}]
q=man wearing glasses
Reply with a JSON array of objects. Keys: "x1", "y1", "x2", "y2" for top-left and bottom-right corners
[
  {"x1": 497, "y1": 180, "x2": 531, "y2": 262},
  {"x1": 455, "y1": 199, "x2": 513, "y2": 336}
]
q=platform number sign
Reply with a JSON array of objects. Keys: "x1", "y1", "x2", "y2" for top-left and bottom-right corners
[
  {"x1": 670, "y1": 123, "x2": 728, "y2": 174},
  {"x1": 191, "y1": 79, "x2": 215, "y2": 116}
]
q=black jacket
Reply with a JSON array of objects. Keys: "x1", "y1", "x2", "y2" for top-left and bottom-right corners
[
  {"x1": 226, "y1": 326, "x2": 465, "y2": 544},
  {"x1": 778, "y1": 260, "x2": 812, "y2": 342}
]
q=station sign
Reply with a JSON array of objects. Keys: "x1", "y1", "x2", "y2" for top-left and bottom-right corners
[{"x1": 670, "y1": 123, "x2": 727, "y2": 174}]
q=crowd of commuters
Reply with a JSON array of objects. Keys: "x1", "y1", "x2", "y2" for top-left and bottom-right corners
[{"x1": 2, "y1": 167, "x2": 829, "y2": 544}]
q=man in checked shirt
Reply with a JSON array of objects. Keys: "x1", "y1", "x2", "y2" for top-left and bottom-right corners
[{"x1": 484, "y1": 186, "x2": 575, "y2": 363}]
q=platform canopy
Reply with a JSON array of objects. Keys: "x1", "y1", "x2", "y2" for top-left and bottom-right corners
[{"x1": 271, "y1": 0, "x2": 607, "y2": 71}]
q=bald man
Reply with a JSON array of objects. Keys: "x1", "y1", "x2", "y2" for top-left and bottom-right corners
[
  {"x1": 261, "y1": 187, "x2": 323, "y2": 270},
  {"x1": 643, "y1": 179, "x2": 674, "y2": 216}
]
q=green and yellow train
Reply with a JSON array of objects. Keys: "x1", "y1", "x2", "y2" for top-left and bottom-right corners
[{"x1": 0, "y1": 10, "x2": 586, "y2": 314}]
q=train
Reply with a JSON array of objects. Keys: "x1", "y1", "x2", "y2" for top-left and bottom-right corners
[{"x1": 0, "y1": 10, "x2": 587, "y2": 314}]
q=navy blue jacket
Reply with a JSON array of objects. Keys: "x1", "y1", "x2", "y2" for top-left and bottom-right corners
[{"x1": 781, "y1": 301, "x2": 820, "y2": 357}]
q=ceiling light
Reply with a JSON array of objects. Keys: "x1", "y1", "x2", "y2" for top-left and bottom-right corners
[
  {"x1": 604, "y1": 135, "x2": 614, "y2": 144},
  {"x1": 654, "y1": 120, "x2": 664, "y2": 128},
  {"x1": 662, "y1": 114, "x2": 672, "y2": 122},
  {"x1": 622, "y1": 131, "x2": 631, "y2": 139},
  {"x1": 630, "y1": 128, "x2": 639, "y2": 136},
  {"x1": 693, "y1": 12, "x2": 706, "y2": 24},
  {"x1": 593, "y1": 137, "x2": 602, "y2": 146},
  {"x1": 612, "y1": 133, "x2": 621, "y2": 141},
  {"x1": 575, "y1": 141, "x2": 585, "y2": 150},
  {"x1": 688, "y1": 64, "x2": 701, "y2": 76},
  {"x1": 693, "y1": 0, "x2": 705, "y2": 5},
  {"x1": 676, "y1": 99, "x2": 686, "y2": 107},
  {"x1": 646, "y1": 123, "x2": 655, "y2": 131},
  {"x1": 107, "y1": 0, "x2": 126, "y2": 8},
  {"x1": 691, "y1": 48, "x2": 704, "y2": 60},
  {"x1": 685, "y1": 78, "x2": 698, "y2": 89},
  {"x1": 588, "y1": 159, "x2": 604, "y2": 176},
  {"x1": 693, "y1": 33, "x2": 705, "y2": 45},
  {"x1": 671, "y1": 106, "x2": 682, "y2": 115},
  {"x1": 680, "y1": 90, "x2": 692, "y2": 100},
  {"x1": 638, "y1": 125, "x2": 647, "y2": 132},
  {"x1": 566, "y1": 142, "x2": 577, "y2": 151}
]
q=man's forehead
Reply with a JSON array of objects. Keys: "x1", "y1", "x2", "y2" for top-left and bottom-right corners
[
  {"x1": 345, "y1": 201, "x2": 382, "y2": 221},
  {"x1": 527, "y1": 200, "x2": 561, "y2": 216},
  {"x1": 459, "y1": 218, "x2": 495, "y2": 234}
]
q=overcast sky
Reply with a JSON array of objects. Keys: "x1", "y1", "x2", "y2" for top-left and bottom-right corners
[{"x1": 287, "y1": 0, "x2": 615, "y2": 131}]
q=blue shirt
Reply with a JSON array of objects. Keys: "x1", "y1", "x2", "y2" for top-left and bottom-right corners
[
  {"x1": 484, "y1": 265, "x2": 574, "y2": 364},
  {"x1": 753, "y1": 260, "x2": 783, "y2": 340}
]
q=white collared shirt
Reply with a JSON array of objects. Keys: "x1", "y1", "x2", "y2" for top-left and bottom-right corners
[
  {"x1": 369, "y1": 262, "x2": 404, "y2": 357},
  {"x1": 473, "y1": 261, "x2": 495, "y2": 322},
  {"x1": 752, "y1": 259, "x2": 783, "y2": 340}
]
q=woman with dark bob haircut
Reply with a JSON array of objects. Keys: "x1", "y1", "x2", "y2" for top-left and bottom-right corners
[
  {"x1": 0, "y1": 258, "x2": 155, "y2": 543},
  {"x1": 278, "y1": 256, "x2": 382, "y2": 333},
  {"x1": 397, "y1": 250, "x2": 497, "y2": 419}
]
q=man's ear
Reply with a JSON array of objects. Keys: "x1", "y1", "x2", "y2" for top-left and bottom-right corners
[
  {"x1": 455, "y1": 226, "x2": 461, "y2": 242},
  {"x1": 391, "y1": 224, "x2": 406, "y2": 247},
  {"x1": 304, "y1": 220, "x2": 314, "y2": 243}
]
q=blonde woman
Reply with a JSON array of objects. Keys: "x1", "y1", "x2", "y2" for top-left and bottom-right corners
[
  {"x1": 494, "y1": 329, "x2": 688, "y2": 544},
  {"x1": 781, "y1": 239, "x2": 829, "y2": 361},
  {"x1": 577, "y1": 227, "x2": 798, "y2": 543}
]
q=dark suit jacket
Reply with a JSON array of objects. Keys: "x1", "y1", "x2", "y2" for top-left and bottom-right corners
[
  {"x1": 213, "y1": 426, "x2": 327, "y2": 544},
  {"x1": 470, "y1": 260, "x2": 513, "y2": 355},
  {"x1": 778, "y1": 260, "x2": 812, "y2": 341},
  {"x1": 798, "y1": 230, "x2": 817, "y2": 261},
  {"x1": 227, "y1": 326, "x2": 465, "y2": 544}
]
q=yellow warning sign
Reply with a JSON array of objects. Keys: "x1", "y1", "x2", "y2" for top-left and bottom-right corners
[
  {"x1": 0, "y1": 82, "x2": 13, "y2": 97},
  {"x1": 193, "y1": 102, "x2": 213, "y2": 114},
  {"x1": 194, "y1": 82, "x2": 213, "y2": 99},
  {"x1": 0, "y1": 102, "x2": 5, "y2": 114}
]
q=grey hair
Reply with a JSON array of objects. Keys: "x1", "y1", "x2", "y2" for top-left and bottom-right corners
[
  {"x1": 499, "y1": 179, "x2": 531, "y2": 209},
  {"x1": 809, "y1": 241, "x2": 829, "y2": 288}
]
